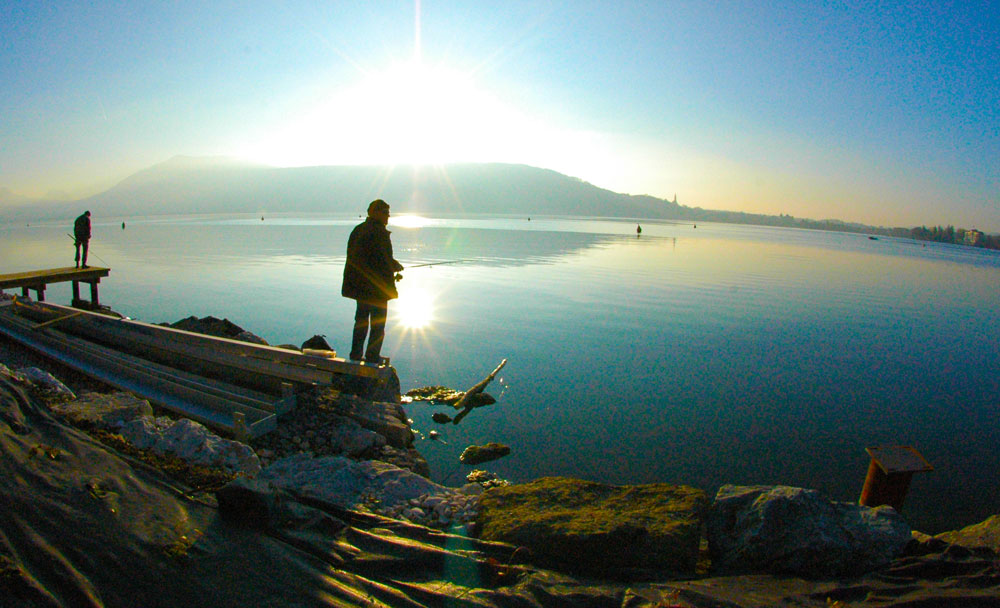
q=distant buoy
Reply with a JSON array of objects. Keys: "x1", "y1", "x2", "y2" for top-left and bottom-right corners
[{"x1": 636, "y1": 224, "x2": 642, "y2": 235}]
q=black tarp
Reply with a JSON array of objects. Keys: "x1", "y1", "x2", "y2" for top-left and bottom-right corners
[{"x1": 2, "y1": 376, "x2": 999, "y2": 608}]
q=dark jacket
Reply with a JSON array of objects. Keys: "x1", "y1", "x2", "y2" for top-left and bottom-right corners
[
  {"x1": 341, "y1": 218, "x2": 402, "y2": 302},
  {"x1": 74, "y1": 213, "x2": 91, "y2": 241}
]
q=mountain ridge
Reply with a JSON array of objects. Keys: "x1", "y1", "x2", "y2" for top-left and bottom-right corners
[
  {"x1": 6, "y1": 158, "x2": 685, "y2": 220},
  {"x1": 3, "y1": 158, "x2": 996, "y2": 247}
]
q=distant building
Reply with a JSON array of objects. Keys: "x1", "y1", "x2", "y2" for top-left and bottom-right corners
[{"x1": 965, "y1": 229, "x2": 984, "y2": 246}]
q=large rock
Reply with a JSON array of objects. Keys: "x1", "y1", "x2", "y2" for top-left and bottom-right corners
[
  {"x1": 935, "y1": 515, "x2": 1000, "y2": 553},
  {"x1": 5, "y1": 366, "x2": 76, "y2": 401},
  {"x1": 259, "y1": 453, "x2": 448, "y2": 512},
  {"x1": 474, "y1": 476, "x2": 709, "y2": 578},
  {"x1": 333, "y1": 394, "x2": 413, "y2": 449},
  {"x1": 333, "y1": 367, "x2": 402, "y2": 403},
  {"x1": 325, "y1": 419, "x2": 386, "y2": 457},
  {"x1": 117, "y1": 416, "x2": 261, "y2": 476},
  {"x1": 43, "y1": 389, "x2": 260, "y2": 475},
  {"x1": 168, "y1": 315, "x2": 268, "y2": 345},
  {"x1": 48, "y1": 391, "x2": 153, "y2": 427},
  {"x1": 707, "y1": 484, "x2": 912, "y2": 578},
  {"x1": 459, "y1": 442, "x2": 510, "y2": 465}
]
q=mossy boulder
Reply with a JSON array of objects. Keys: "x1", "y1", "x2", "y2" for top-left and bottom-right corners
[
  {"x1": 935, "y1": 515, "x2": 1000, "y2": 553},
  {"x1": 474, "y1": 476, "x2": 709, "y2": 578}
]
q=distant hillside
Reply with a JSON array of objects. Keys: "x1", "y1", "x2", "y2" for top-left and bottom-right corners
[
  {"x1": 4, "y1": 157, "x2": 997, "y2": 249},
  {"x1": 9, "y1": 157, "x2": 682, "y2": 220}
]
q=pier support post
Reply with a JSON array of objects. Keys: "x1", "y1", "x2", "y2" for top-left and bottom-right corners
[{"x1": 71, "y1": 280, "x2": 102, "y2": 310}]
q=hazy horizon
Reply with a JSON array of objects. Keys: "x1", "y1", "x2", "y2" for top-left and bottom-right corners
[
  {"x1": 2, "y1": 2, "x2": 998, "y2": 231},
  {"x1": 3, "y1": 157, "x2": 998, "y2": 235}
]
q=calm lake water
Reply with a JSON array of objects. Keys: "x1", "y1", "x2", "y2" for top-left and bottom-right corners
[{"x1": 3, "y1": 214, "x2": 999, "y2": 533}]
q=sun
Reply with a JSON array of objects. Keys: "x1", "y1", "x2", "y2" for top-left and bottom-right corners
[
  {"x1": 236, "y1": 52, "x2": 622, "y2": 192},
  {"x1": 240, "y1": 59, "x2": 532, "y2": 167}
]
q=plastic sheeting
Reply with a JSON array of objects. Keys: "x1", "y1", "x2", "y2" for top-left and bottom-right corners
[{"x1": 2, "y1": 376, "x2": 999, "y2": 607}]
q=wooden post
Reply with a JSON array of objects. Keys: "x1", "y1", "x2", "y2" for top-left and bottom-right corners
[
  {"x1": 859, "y1": 445, "x2": 933, "y2": 511},
  {"x1": 275, "y1": 382, "x2": 296, "y2": 415},
  {"x1": 232, "y1": 412, "x2": 250, "y2": 443}
]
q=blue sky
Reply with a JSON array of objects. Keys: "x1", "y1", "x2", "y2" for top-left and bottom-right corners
[{"x1": 2, "y1": 1, "x2": 998, "y2": 230}]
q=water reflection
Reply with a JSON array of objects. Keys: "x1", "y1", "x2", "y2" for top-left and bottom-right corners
[
  {"x1": 390, "y1": 214, "x2": 433, "y2": 229},
  {"x1": 395, "y1": 284, "x2": 435, "y2": 329},
  {"x1": 15, "y1": 218, "x2": 659, "y2": 270},
  {"x1": 4, "y1": 216, "x2": 999, "y2": 533}
]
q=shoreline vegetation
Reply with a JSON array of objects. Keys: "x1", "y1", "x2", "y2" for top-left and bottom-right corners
[
  {"x1": 1, "y1": 306, "x2": 999, "y2": 606},
  {"x1": 718, "y1": 214, "x2": 1000, "y2": 251}
]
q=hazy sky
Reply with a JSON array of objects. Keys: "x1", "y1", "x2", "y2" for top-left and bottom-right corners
[{"x1": 2, "y1": 1, "x2": 998, "y2": 230}]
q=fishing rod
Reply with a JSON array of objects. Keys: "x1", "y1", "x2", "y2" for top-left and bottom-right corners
[
  {"x1": 65, "y1": 233, "x2": 109, "y2": 267},
  {"x1": 404, "y1": 258, "x2": 478, "y2": 269}
]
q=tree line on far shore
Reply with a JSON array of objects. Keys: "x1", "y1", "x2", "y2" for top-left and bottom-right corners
[
  {"x1": 684, "y1": 207, "x2": 999, "y2": 251},
  {"x1": 902, "y1": 225, "x2": 1000, "y2": 250}
]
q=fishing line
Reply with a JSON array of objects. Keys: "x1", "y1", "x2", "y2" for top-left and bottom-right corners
[
  {"x1": 404, "y1": 258, "x2": 478, "y2": 269},
  {"x1": 65, "y1": 233, "x2": 109, "y2": 266}
]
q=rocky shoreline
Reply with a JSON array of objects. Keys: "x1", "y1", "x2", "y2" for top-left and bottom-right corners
[{"x1": 1, "y1": 316, "x2": 999, "y2": 607}]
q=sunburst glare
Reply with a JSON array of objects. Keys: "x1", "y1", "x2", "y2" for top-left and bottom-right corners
[{"x1": 395, "y1": 285, "x2": 436, "y2": 329}]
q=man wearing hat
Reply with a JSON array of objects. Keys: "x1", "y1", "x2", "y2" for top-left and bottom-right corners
[{"x1": 341, "y1": 199, "x2": 404, "y2": 364}]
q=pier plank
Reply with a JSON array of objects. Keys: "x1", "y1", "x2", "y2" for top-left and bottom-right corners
[{"x1": 0, "y1": 267, "x2": 110, "y2": 289}]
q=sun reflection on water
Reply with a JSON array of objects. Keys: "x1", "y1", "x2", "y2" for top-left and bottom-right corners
[
  {"x1": 395, "y1": 285, "x2": 436, "y2": 329},
  {"x1": 390, "y1": 214, "x2": 433, "y2": 229}
]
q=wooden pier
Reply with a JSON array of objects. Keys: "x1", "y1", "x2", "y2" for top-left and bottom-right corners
[
  {"x1": 0, "y1": 268, "x2": 398, "y2": 439},
  {"x1": 0, "y1": 267, "x2": 110, "y2": 309}
]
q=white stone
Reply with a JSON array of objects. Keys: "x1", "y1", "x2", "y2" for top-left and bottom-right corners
[
  {"x1": 404, "y1": 507, "x2": 426, "y2": 520},
  {"x1": 259, "y1": 455, "x2": 451, "y2": 513},
  {"x1": 17, "y1": 367, "x2": 75, "y2": 400},
  {"x1": 116, "y1": 415, "x2": 260, "y2": 476}
]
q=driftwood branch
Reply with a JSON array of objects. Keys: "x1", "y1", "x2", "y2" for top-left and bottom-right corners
[
  {"x1": 452, "y1": 358, "x2": 507, "y2": 411},
  {"x1": 451, "y1": 358, "x2": 507, "y2": 425}
]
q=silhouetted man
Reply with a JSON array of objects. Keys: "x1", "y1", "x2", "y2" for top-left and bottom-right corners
[
  {"x1": 74, "y1": 210, "x2": 91, "y2": 268},
  {"x1": 342, "y1": 199, "x2": 404, "y2": 365}
]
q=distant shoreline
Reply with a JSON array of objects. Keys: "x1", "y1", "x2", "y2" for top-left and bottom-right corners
[{"x1": 3, "y1": 159, "x2": 997, "y2": 240}]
